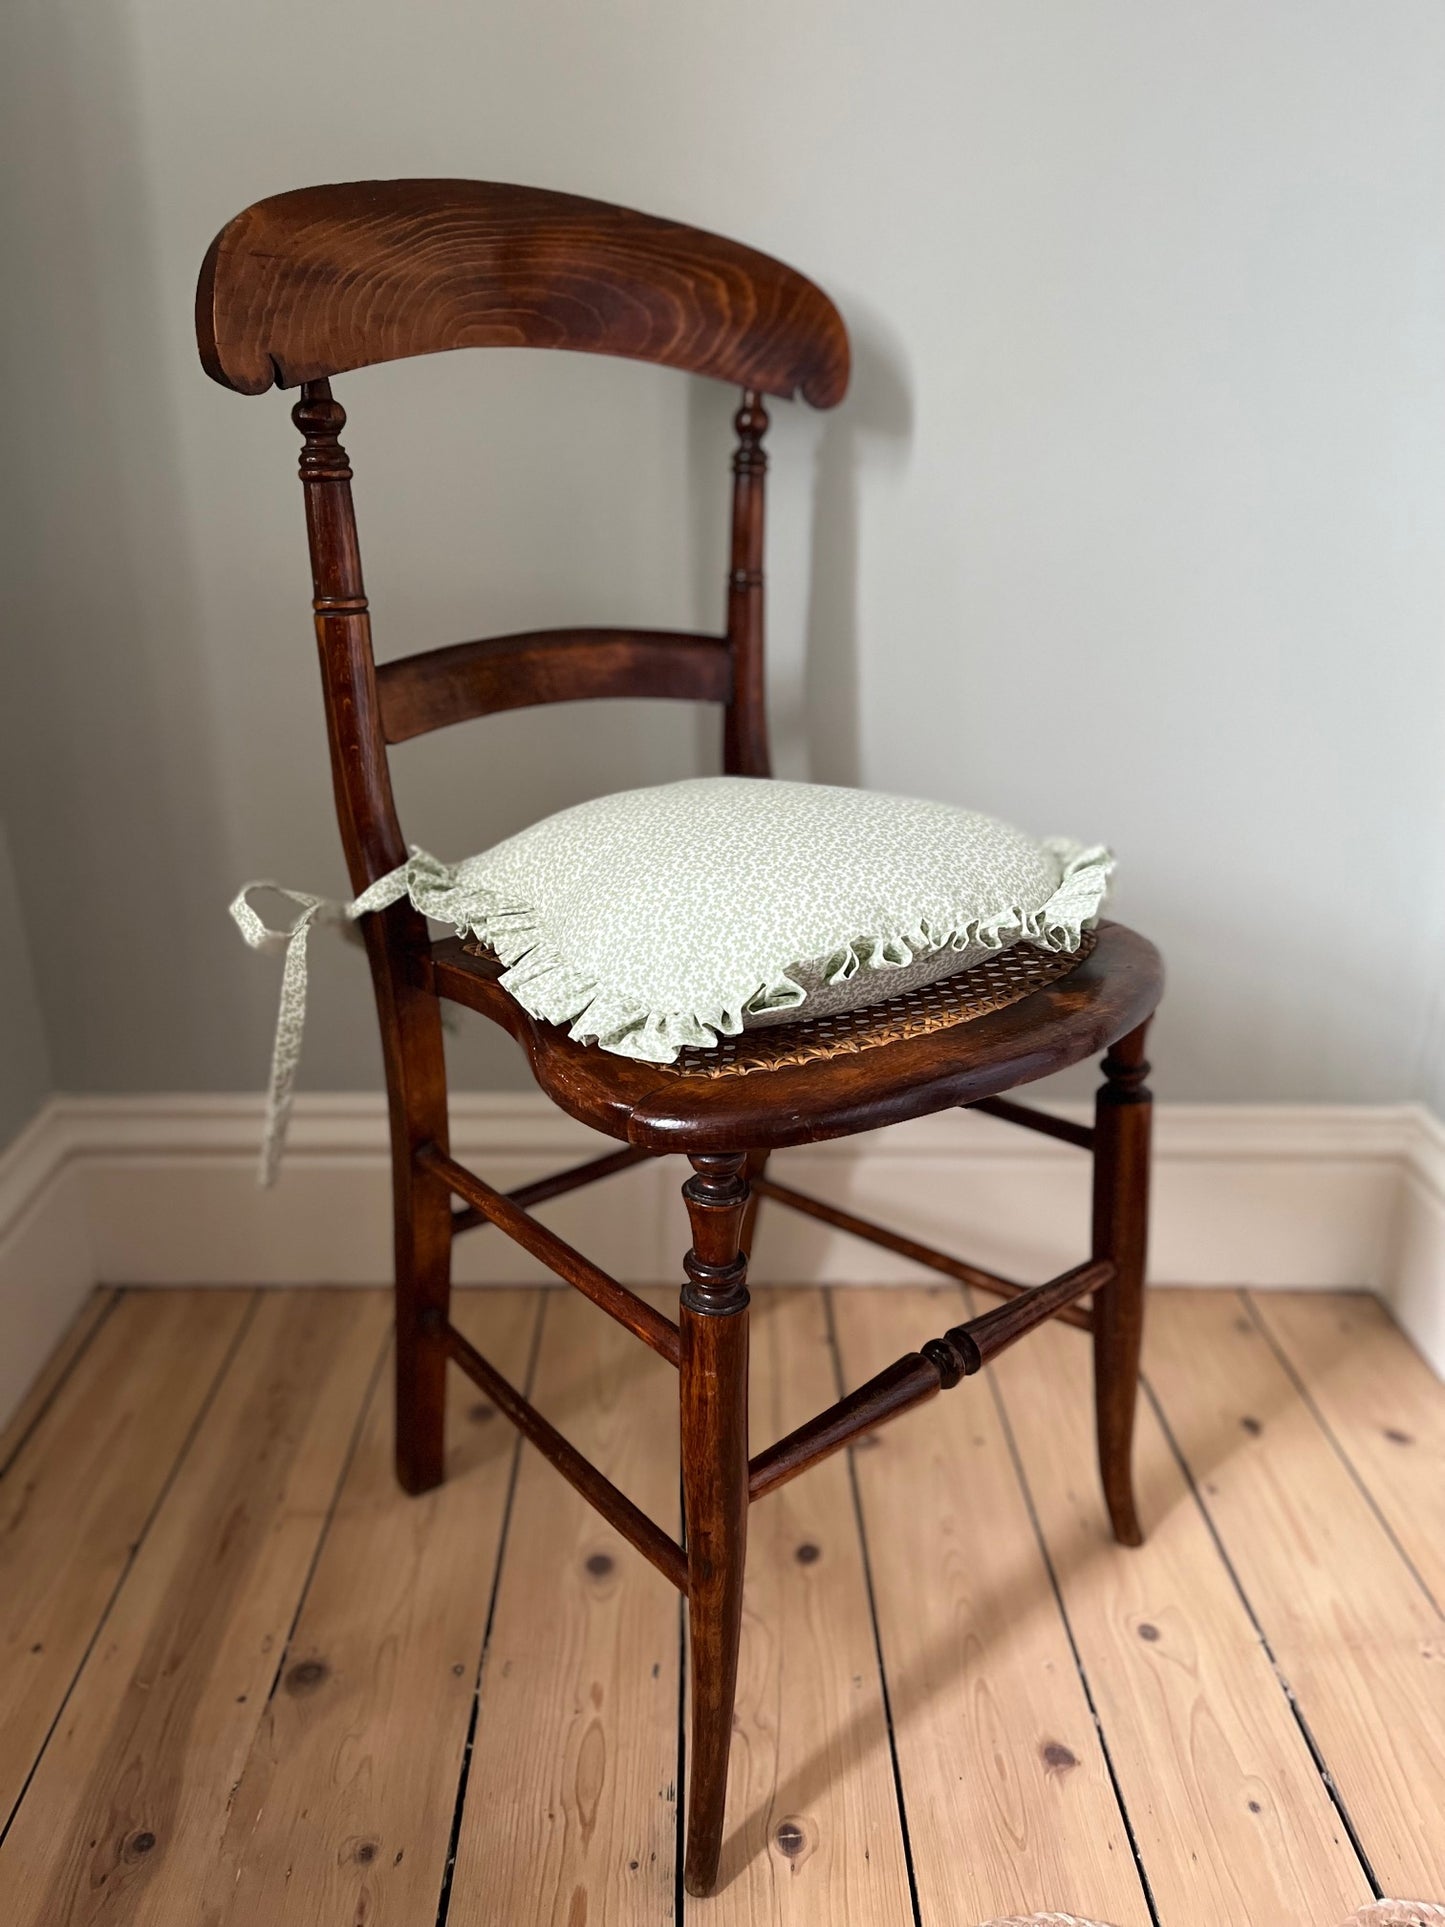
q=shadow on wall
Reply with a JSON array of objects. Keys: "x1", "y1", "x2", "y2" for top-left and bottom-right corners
[
  {"x1": 802, "y1": 298, "x2": 914, "y2": 789},
  {"x1": 682, "y1": 294, "x2": 914, "y2": 791}
]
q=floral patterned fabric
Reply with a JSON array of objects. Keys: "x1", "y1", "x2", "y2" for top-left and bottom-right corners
[{"x1": 232, "y1": 776, "x2": 1113, "y2": 1183}]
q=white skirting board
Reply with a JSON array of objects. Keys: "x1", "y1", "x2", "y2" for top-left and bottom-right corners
[{"x1": 1, "y1": 1093, "x2": 1442, "y2": 1426}]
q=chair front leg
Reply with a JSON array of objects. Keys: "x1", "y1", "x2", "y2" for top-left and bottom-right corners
[
  {"x1": 1091, "y1": 1019, "x2": 1153, "y2": 1547},
  {"x1": 679, "y1": 1152, "x2": 751, "y2": 1898}
]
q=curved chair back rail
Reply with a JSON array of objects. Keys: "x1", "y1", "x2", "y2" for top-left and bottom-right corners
[
  {"x1": 197, "y1": 178, "x2": 850, "y2": 405},
  {"x1": 196, "y1": 177, "x2": 848, "y2": 841},
  {"x1": 375, "y1": 627, "x2": 732, "y2": 743}
]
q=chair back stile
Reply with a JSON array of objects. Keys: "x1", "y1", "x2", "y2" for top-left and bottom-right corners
[
  {"x1": 289, "y1": 371, "x2": 452, "y2": 1269},
  {"x1": 724, "y1": 391, "x2": 771, "y2": 777},
  {"x1": 291, "y1": 379, "x2": 405, "y2": 892}
]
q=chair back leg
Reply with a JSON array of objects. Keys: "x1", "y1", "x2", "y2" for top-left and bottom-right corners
[
  {"x1": 1090, "y1": 1020, "x2": 1153, "y2": 1546},
  {"x1": 679, "y1": 1153, "x2": 752, "y2": 1897}
]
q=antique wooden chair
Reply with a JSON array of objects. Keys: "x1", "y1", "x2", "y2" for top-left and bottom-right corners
[{"x1": 197, "y1": 179, "x2": 1162, "y2": 1897}]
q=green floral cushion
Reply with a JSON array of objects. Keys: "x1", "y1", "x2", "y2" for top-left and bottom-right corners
[{"x1": 232, "y1": 776, "x2": 1112, "y2": 1182}]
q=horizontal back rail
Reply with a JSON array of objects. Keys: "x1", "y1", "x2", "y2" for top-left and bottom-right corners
[
  {"x1": 376, "y1": 627, "x2": 731, "y2": 743},
  {"x1": 198, "y1": 179, "x2": 850, "y2": 406}
]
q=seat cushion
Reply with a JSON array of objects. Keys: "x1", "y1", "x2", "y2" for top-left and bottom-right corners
[{"x1": 373, "y1": 776, "x2": 1112, "y2": 1063}]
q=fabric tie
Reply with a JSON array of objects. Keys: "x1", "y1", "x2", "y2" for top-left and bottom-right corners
[{"x1": 229, "y1": 866, "x2": 416, "y2": 1185}]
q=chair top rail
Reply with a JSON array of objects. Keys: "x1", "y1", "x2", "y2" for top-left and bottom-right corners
[{"x1": 198, "y1": 178, "x2": 850, "y2": 407}]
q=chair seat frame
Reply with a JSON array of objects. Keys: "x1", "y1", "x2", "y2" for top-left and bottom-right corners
[{"x1": 197, "y1": 179, "x2": 1162, "y2": 1898}]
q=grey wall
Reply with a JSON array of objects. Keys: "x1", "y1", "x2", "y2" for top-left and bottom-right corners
[
  {"x1": 2, "y1": 0, "x2": 1443, "y2": 1130},
  {"x1": 0, "y1": 824, "x2": 51, "y2": 1144}
]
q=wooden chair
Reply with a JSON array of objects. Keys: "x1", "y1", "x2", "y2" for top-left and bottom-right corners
[{"x1": 197, "y1": 178, "x2": 1163, "y2": 1897}]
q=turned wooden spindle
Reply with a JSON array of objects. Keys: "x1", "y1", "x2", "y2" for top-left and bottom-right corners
[
  {"x1": 921, "y1": 1259, "x2": 1115, "y2": 1388},
  {"x1": 681, "y1": 1153, "x2": 752, "y2": 1314},
  {"x1": 679, "y1": 1151, "x2": 751, "y2": 1895},
  {"x1": 748, "y1": 1256, "x2": 1113, "y2": 1501},
  {"x1": 723, "y1": 390, "x2": 770, "y2": 777},
  {"x1": 1092, "y1": 1021, "x2": 1153, "y2": 1546},
  {"x1": 292, "y1": 382, "x2": 404, "y2": 890}
]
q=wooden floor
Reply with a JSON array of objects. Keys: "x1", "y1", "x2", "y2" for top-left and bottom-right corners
[{"x1": 1, "y1": 1281, "x2": 1442, "y2": 1925}]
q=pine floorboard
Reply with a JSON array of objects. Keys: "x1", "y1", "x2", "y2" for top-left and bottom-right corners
[
  {"x1": 1143, "y1": 1289, "x2": 1445, "y2": 1903},
  {"x1": 1, "y1": 1282, "x2": 1441, "y2": 1925}
]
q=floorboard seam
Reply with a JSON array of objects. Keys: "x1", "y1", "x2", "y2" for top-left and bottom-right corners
[
  {"x1": 973, "y1": 1289, "x2": 1162, "y2": 1927},
  {"x1": 0, "y1": 1288, "x2": 125, "y2": 1483},
  {"x1": 1140, "y1": 1317, "x2": 1383, "y2": 1903},
  {"x1": 434, "y1": 1289, "x2": 548, "y2": 1927},
  {"x1": 1242, "y1": 1291, "x2": 1443, "y2": 1620},
  {"x1": 823, "y1": 1287, "x2": 924, "y2": 1927},
  {"x1": 260, "y1": 1309, "x2": 394, "y2": 1710},
  {"x1": 0, "y1": 1287, "x2": 262, "y2": 1850}
]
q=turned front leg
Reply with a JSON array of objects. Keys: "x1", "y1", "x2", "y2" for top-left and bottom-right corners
[
  {"x1": 1092, "y1": 1021, "x2": 1153, "y2": 1546},
  {"x1": 679, "y1": 1152, "x2": 751, "y2": 1897}
]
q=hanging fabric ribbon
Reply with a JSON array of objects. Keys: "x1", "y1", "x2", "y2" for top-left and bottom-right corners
[{"x1": 229, "y1": 869, "x2": 411, "y2": 1186}]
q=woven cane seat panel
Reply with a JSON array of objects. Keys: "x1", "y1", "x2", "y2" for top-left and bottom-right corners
[
  {"x1": 460, "y1": 929, "x2": 1097, "y2": 1079},
  {"x1": 658, "y1": 930, "x2": 1098, "y2": 1079}
]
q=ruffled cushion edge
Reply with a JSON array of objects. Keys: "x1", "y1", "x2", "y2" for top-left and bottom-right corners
[{"x1": 395, "y1": 837, "x2": 1114, "y2": 1065}]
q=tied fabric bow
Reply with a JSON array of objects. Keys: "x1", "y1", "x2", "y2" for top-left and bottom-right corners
[{"x1": 229, "y1": 851, "x2": 472, "y2": 1185}]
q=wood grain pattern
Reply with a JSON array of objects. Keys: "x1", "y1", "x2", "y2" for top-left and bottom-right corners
[
  {"x1": 198, "y1": 179, "x2": 850, "y2": 406},
  {"x1": 832, "y1": 1285, "x2": 1152, "y2": 1927},
  {"x1": 0, "y1": 1290, "x2": 389, "y2": 1927},
  {"x1": 199, "y1": 1291, "x2": 539, "y2": 1925},
  {"x1": 1249, "y1": 1290, "x2": 1445, "y2": 1608},
  {"x1": 8, "y1": 1284, "x2": 1445, "y2": 1920},
  {"x1": 377, "y1": 627, "x2": 731, "y2": 743},
  {"x1": 447, "y1": 1288, "x2": 682, "y2": 1923},
  {"x1": 0, "y1": 1289, "x2": 252, "y2": 1826},
  {"x1": 0, "y1": 1286, "x2": 118, "y2": 1474},
  {"x1": 991, "y1": 1309, "x2": 1372, "y2": 1926},
  {"x1": 1145, "y1": 1289, "x2": 1445, "y2": 1900},
  {"x1": 707, "y1": 1289, "x2": 912, "y2": 1920}
]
